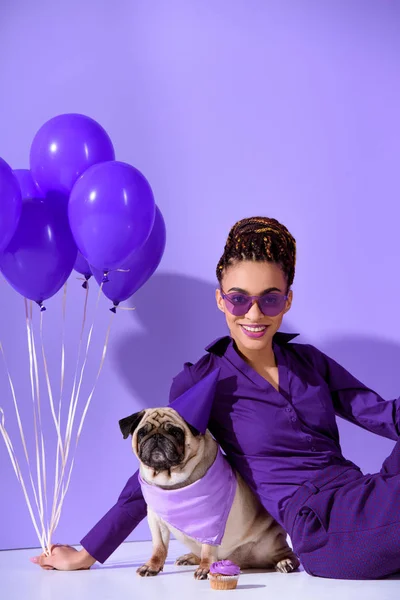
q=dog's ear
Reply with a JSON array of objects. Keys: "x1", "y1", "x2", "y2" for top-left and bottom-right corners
[{"x1": 119, "y1": 411, "x2": 145, "y2": 439}]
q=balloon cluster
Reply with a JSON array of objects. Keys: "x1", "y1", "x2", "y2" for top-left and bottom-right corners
[{"x1": 0, "y1": 114, "x2": 166, "y2": 310}]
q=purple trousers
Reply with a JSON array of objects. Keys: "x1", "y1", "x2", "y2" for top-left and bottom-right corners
[{"x1": 284, "y1": 440, "x2": 400, "y2": 579}]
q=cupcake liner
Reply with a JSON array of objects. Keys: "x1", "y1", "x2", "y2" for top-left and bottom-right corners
[{"x1": 208, "y1": 573, "x2": 239, "y2": 590}]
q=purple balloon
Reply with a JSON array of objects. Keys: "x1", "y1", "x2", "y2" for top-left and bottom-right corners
[
  {"x1": 30, "y1": 114, "x2": 115, "y2": 196},
  {"x1": 0, "y1": 158, "x2": 22, "y2": 252},
  {"x1": 69, "y1": 161, "x2": 156, "y2": 272},
  {"x1": 74, "y1": 251, "x2": 92, "y2": 279},
  {"x1": 92, "y1": 206, "x2": 166, "y2": 306},
  {"x1": 0, "y1": 176, "x2": 77, "y2": 305}
]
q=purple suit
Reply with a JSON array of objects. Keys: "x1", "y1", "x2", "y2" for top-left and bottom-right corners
[{"x1": 81, "y1": 334, "x2": 400, "y2": 579}]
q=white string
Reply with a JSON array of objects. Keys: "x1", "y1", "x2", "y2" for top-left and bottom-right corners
[
  {"x1": 49, "y1": 282, "x2": 68, "y2": 548},
  {"x1": 51, "y1": 283, "x2": 99, "y2": 527},
  {"x1": 29, "y1": 303, "x2": 50, "y2": 550},
  {"x1": 53, "y1": 312, "x2": 115, "y2": 529},
  {"x1": 24, "y1": 299, "x2": 45, "y2": 541},
  {"x1": 49, "y1": 281, "x2": 91, "y2": 543},
  {"x1": 39, "y1": 311, "x2": 65, "y2": 467},
  {"x1": 54, "y1": 284, "x2": 104, "y2": 523},
  {"x1": 1, "y1": 278, "x2": 115, "y2": 553},
  {"x1": 0, "y1": 409, "x2": 45, "y2": 550}
]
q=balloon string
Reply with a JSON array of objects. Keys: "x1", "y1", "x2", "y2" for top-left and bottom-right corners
[
  {"x1": 24, "y1": 299, "x2": 47, "y2": 547},
  {"x1": 0, "y1": 408, "x2": 45, "y2": 551},
  {"x1": 0, "y1": 315, "x2": 47, "y2": 551},
  {"x1": 0, "y1": 341, "x2": 46, "y2": 548},
  {"x1": 63, "y1": 282, "x2": 90, "y2": 455},
  {"x1": 60, "y1": 283, "x2": 67, "y2": 415},
  {"x1": 24, "y1": 300, "x2": 45, "y2": 530},
  {"x1": 39, "y1": 309, "x2": 65, "y2": 469},
  {"x1": 49, "y1": 282, "x2": 68, "y2": 548},
  {"x1": 51, "y1": 280, "x2": 90, "y2": 533},
  {"x1": 53, "y1": 310, "x2": 115, "y2": 530},
  {"x1": 0, "y1": 342, "x2": 27, "y2": 459},
  {"x1": 65, "y1": 283, "x2": 102, "y2": 464},
  {"x1": 29, "y1": 301, "x2": 49, "y2": 546},
  {"x1": 2, "y1": 279, "x2": 117, "y2": 550},
  {"x1": 0, "y1": 339, "x2": 39, "y2": 501},
  {"x1": 29, "y1": 301, "x2": 50, "y2": 548},
  {"x1": 51, "y1": 281, "x2": 100, "y2": 538},
  {"x1": 77, "y1": 312, "x2": 114, "y2": 438}
]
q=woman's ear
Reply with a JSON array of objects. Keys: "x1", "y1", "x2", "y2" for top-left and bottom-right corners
[
  {"x1": 215, "y1": 288, "x2": 225, "y2": 313},
  {"x1": 284, "y1": 289, "x2": 293, "y2": 314}
]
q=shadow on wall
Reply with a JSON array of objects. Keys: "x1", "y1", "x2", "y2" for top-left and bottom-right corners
[
  {"x1": 111, "y1": 273, "x2": 226, "y2": 405},
  {"x1": 111, "y1": 272, "x2": 399, "y2": 474},
  {"x1": 111, "y1": 272, "x2": 298, "y2": 406},
  {"x1": 320, "y1": 335, "x2": 399, "y2": 473}
]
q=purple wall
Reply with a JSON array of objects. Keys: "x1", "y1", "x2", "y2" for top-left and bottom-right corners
[{"x1": 1, "y1": 0, "x2": 400, "y2": 550}]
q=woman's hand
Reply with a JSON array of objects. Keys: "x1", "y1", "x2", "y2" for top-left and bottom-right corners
[{"x1": 30, "y1": 544, "x2": 96, "y2": 570}]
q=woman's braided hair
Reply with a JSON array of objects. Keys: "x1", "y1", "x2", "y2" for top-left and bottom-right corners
[{"x1": 216, "y1": 217, "x2": 296, "y2": 288}]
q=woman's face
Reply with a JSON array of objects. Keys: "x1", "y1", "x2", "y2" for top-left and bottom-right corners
[{"x1": 216, "y1": 260, "x2": 293, "y2": 353}]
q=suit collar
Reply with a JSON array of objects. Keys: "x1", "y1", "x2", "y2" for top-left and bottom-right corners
[{"x1": 205, "y1": 332, "x2": 299, "y2": 355}]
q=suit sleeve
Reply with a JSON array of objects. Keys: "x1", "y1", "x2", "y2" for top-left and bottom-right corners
[
  {"x1": 310, "y1": 345, "x2": 400, "y2": 441},
  {"x1": 80, "y1": 365, "x2": 194, "y2": 563}
]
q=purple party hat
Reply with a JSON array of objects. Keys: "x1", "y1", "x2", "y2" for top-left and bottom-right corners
[{"x1": 169, "y1": 368, "x2": 220, "y2": 434}]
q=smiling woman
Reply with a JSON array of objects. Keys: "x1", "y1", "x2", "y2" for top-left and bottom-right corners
[
  {"x1": 32, "y1": 216, "x2": 400, "y2": 581},
  {"x1": 215, "y1": 217, "x2": 295, "y2": 389}
]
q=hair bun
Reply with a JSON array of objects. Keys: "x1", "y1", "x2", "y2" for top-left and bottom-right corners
[{"x1": 216, "y1": 216, "x2": 296, "y2": 287}]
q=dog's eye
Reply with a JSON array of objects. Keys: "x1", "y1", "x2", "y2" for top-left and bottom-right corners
[
  {"x1": 137, "y1": 427, "x2": 147, "y2": 441},
  {"x1": 167, "y1": 426, "x2": 184, "y2": 440}
]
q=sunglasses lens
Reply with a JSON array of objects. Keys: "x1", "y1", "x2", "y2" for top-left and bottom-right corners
[
  {"x1": 259, "y1": 294, "x2": 286, "y2": 316},
  {"x1": 224, "y1": 294, "x2": 251, "y2": 316},
  {"x1": 223, "y1": 292, "x2": 286, "y2": 316}
]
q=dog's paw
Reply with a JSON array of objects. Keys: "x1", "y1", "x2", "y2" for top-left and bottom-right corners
[
  {"x1": 175, "y1": 553, "x2": 201, "y2": 566},
  {"x1": 136, "y1": 563, "x2": 162, "y2": 577},
  {"x1": 275, "y1": 555, "x2": 300, "y2": 573},
  {"x1": 194, "y1": 565, "x2": 210, "y2": 580}
]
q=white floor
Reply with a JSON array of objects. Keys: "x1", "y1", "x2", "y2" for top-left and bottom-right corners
[{"x1": 1, "y1": 540, "x2": 399, "y2": 600}]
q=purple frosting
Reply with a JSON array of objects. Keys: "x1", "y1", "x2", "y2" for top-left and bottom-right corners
[{"x1": 210, "y1": 560, "x2": 240, "y2": 576}]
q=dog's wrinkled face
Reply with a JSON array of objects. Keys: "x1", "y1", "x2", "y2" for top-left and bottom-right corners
[{"x1": 119, "y1": 408, "x2": 200, "y2": 472}]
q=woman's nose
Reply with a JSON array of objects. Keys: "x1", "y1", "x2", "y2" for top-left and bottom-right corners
[{"x1": 245, "y1": 299, "x2": 263, "y2": 320}]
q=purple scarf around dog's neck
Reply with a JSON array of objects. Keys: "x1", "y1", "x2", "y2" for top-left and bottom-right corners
[{"x1": 139, "y1": 448, "x2": 237, "y2": 546}]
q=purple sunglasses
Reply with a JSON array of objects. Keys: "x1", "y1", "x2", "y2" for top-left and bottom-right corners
[{"x1": 220, "y1": 290, "x2": 288, "y2": 317}]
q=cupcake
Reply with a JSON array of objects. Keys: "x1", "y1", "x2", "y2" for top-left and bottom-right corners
[{"x1": 208, "y1": 560, "x2": 241, "y2": 590}]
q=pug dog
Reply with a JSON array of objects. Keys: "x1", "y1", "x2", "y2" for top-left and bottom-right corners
[{"x1": 119, "y1": 407, "x2": 299, "y2": 580}]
